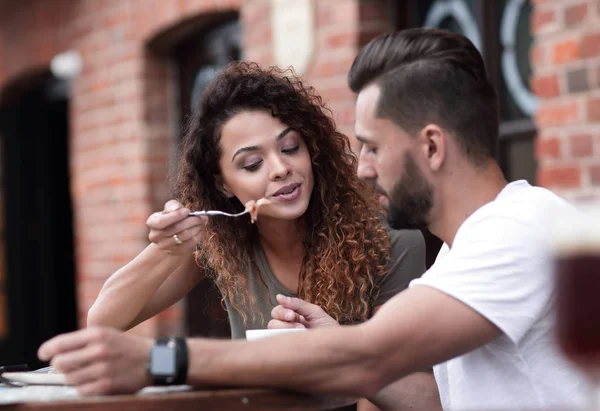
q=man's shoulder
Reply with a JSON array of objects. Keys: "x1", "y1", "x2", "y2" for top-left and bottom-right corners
[{"x1": 464, "y1": 181, "x2": 574, "y2": 237}]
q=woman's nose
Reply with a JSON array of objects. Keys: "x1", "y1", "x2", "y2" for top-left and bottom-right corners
[{"x1": 269, "y1": 156, "x2": 292, "y2": 180}]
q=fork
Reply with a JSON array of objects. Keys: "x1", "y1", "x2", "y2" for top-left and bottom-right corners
[{"x1": 188, "y1": 210, "x2": 249, "y2": 218}]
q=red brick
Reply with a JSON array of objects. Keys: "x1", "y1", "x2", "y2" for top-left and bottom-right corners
[
  {"x1": 359, "y1": 1, "x2": 388, "y2": 21},
  {"x1": 531, "y1": 73, "x2": 560, "y2": 98},
  {"x1": 535, "y1": 136, "x2": 561, "y2": 160},
  {"x1": 245, "y1": 25, "x2": 272, "y2": 48},
  {"x1": 536, "y1": 101, "x2": 581, "y2": 126},
  {"x1": 552, "y1": 39, "x2": 580, "y2": 64},
  {"x1": 569, "y1": 134, "x2": 593, "y2": 157},
  {"x1": 327, "y1": 1, "x2": 358, "y2": 25},
  {"x1": 530, "y1": 44, "x2": 546, "y2": 67},
  {"x1": 531, "y1": 9, "x2": 556, "y2": 34},
  {"x1": 320, "y1": 85, "x2": 355, "y2": 102},
  {"x1": 314, "y1": 55, "x2": 357, "y2": 77},
  {"x1": 538, "y1": 166, "x2": 582, "y2": 188},
  {"x1": 565, "y1": 3, "x2": 588, "y2": 26},
  {"x1": 581, "y1": 33, "x2": 600, "y2": 58},
  {"x1": 588, "y1": 98, "x2": 600, "y2": 121},
  {"x1": 359, "y1": 27, "x2": 389, "y2": 47},
  {"x1": 591, "y1": 166, "x2": 600, "y2": 186},
  {"x1": 316, "y1": 6, "x2": 333, "y2": 25},
  {"x1": 243, "y1": 0, "x2": 269, "y2": 26},
  {"x1": 326, "y1": 29, "x2": 357, "y2": 48}
]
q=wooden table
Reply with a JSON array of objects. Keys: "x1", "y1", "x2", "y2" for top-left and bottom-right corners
[{"x1": 0, "y1": 387, "x2": 357, "y2": 410}]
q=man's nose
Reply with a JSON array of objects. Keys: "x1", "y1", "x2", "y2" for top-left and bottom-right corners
[{"x1": 357, "y1": 161, "x2": 376, "y2": 181}]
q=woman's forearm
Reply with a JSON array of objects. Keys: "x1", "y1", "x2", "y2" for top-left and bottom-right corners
[{"x1": 86, "y1": 244, "x2": 191, "y2": 330}]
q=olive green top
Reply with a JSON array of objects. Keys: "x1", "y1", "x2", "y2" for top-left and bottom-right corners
[{"x1": 224, "y1": 228, "x2": 426, "y2": 339}]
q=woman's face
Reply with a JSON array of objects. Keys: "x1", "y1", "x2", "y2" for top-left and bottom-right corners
[{"x1": 218, "y1": 110, "x2": 314, "y2": 222}]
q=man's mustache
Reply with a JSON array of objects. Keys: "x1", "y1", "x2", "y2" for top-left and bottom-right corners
[{"x1": 374, "y1": 185, "x2": 387, "y2": 197}]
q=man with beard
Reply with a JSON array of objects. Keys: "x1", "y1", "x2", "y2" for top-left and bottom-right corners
[{"x1": 38, "y1": 29, "x2": 587, "y2": 410}]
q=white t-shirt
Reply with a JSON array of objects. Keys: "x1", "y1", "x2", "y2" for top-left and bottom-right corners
[{"x1": 410, "y1": 180, "x2": 589, "y2": 411}]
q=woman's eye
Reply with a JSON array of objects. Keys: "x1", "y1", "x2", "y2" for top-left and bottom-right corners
[
  {"x1": 243, "y1": 161, "x2": 262, "y2": 171},
  {"x1": 282, "y1": 145, "x2": 300, "y2": 154}
]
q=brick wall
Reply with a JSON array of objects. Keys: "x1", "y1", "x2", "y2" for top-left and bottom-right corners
[
  {"x1": 532, "y1": 0, "x2": 600, "y2": 201},
  {"x1": 5, "y1": 0, "x2": 595, "y2": 338},
  {"x1": 244, "y1": 0, "x2": 390, "y2": 154},
  {"x1": 0, "y1": 0, "x2": 388, "y2": 337}
]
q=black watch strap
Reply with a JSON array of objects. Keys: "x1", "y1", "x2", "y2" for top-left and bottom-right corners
[{"x1": 149, "y1": 337, "x2": 188, "y2": 385}]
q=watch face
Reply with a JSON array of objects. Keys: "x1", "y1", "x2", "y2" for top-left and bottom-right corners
[{"x1": 151, "y1": 346, "x2": 176, "y2": 376}]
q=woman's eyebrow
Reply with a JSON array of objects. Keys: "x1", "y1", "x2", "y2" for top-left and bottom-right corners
[{"x1": 231, "y1": 127, "x2": 294, "y2": 162}]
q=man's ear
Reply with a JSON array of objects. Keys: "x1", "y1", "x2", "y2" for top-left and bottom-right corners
[
  {"x1": 419, "y1": 124, "x2": 446, "y2": 172},
  {"x1": 214, "y1": 175, "x2": 234, "y2": 198}
]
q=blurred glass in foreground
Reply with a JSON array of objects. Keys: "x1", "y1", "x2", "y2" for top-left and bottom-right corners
[{"x1": 553, "y1": 204, "x2": 600, "y2": 409}]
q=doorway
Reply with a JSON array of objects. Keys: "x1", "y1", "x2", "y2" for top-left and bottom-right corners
[
  {"x1": 0, "y1": 73, "x2": 77, "y2": 368},
  {"x1": 174, "y1": 16, "x2": 241, "y2": 339}
]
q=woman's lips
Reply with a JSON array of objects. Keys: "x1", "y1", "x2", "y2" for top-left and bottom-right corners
[{"x1": 273, "y1": 184, "x2": 301, "y2": 201}]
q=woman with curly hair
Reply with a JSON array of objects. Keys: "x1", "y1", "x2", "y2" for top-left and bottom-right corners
[{"x1": 87, "y1": 62, "x2": 425, "y2": 342}]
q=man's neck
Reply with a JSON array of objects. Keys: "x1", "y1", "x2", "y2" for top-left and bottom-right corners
[{"x1": 430, "y1": 161, "x2": 507, "y2": 247}]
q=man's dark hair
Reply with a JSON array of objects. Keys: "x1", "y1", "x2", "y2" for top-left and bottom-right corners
[{"x1": 348, "y1": 28, "x2": 499, "y2": 164}]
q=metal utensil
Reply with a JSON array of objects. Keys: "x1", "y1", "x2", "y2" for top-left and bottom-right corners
[{"x1": 188, "y1": 210, "x2": 249, "y2": 218}]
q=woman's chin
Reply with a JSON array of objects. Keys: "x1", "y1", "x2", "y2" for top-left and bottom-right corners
[{"x1": 257, "y1": 205, "x2": 309, "y2": 223}]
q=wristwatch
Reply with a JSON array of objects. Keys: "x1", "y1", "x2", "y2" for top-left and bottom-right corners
[{"x1": 148, "y1": 337, "x2": 188, "y2": 385}]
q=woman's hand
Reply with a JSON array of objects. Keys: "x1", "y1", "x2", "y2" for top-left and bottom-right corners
[
  {"x1": 268, "y1": 294, "x2": 340, "y2": 329},
  {"x1": 146, "y1": 200, "x2": 207, "y2": 255}
]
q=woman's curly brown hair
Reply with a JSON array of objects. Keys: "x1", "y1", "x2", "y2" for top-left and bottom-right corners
[{"x1": 174, "y1": 61, "x2": 391, "y2": 325}]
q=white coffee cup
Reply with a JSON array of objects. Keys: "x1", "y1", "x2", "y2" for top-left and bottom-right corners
[{"x1": 245, "y1": 328, "x2": 307, "y2": 341}]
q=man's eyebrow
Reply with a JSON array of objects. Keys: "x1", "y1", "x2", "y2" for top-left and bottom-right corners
[
  {"x1": 231, "y1": 127, "x2": 294, "y2": 162},
  {"x1": 355, "y1": 134, "x2": 373, "y2": 144}
]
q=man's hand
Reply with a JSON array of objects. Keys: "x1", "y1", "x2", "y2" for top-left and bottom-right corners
[
  {"x1": 38, "y1": 327, "x2": 153, "y2": 395},
  {"x1": 268, "y1": 294, "x2": 340, "y2": 329}
]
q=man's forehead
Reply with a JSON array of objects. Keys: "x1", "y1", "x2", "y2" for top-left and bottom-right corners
[
  {"x1": 355, "y1": 84, "x2": 381, "y2": 116},
  {"x1": 354, "y1": 84, "x2": 381, "y2": 142}
]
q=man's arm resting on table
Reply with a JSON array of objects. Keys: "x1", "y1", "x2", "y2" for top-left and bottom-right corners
[
  {"x1": 357, "y1": 306, "x2": 441, "y2": 411},
  {"x1": 367, "y1": 372, "x2": 441, "y2": 411},
  {"x1": 186, "y1": 285, "x2": 501, "y2": 397}
]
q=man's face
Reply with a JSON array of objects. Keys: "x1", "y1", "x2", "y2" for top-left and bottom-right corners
[{"x1": 355, "y1": 85, "x2": 433, "y2": 230}]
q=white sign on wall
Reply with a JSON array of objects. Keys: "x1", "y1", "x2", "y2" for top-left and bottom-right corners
[{"x1": 271, "y1": 0, "x2": 315, "y2": 75}]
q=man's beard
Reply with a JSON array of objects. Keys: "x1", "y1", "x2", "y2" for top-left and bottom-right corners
[{"x1": 386, "y1": 152, "x2": 434, "y2": 231}]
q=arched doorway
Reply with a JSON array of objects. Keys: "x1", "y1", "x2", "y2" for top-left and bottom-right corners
[
  {"x1": 0, "y1": 71, "x2": 77, "y2": 367},
  {"x1": 174, "y1": 16, "x2": 241, "y2": 339}
]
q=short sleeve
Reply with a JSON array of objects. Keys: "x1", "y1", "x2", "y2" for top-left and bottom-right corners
[
  {"x1": 410, "y1": 215, "x2": 553, "y2": 345},
  {"x1": 374, "y1": 228, "x2": 426, "y2": 307}
]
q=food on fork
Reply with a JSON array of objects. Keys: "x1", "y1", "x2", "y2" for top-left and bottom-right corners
[{"x1": 245, "y1": 198, "x2": 272, "y2": 223}]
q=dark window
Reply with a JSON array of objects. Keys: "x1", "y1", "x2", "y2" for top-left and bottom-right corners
[
  {"x1": 391, "y1": 0, "x2": 537, "y2": 184},
  {"x1": 175, "y1": 18, "x2": 241, "y2": 339},
  {"x1": 389, "y1": 0, "x2": 536, "y2": 265}
]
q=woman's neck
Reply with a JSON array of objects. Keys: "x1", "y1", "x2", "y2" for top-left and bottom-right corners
[
  {"x1": 256, "y1": 217, "x2": 306, "y2": 292},
  {"x1": 256, "y1": 217, "x2": 305, "y2": 257}
]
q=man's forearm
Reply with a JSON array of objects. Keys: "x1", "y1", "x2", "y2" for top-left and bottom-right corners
[
  {"x1": 186, "y1": 325, "x2": 411, "y2": 397},
  {"x1": 367, "y1": 372, "x2": 441, "y2": 411}
]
